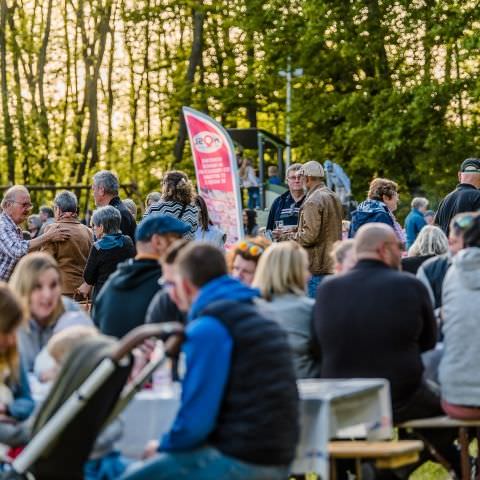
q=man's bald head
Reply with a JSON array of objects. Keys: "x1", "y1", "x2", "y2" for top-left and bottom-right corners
[
  {"x1": 355, "y1": 223, "x2": 402, "y2": 269},
  {"x1": 459, "y1": 172, "x2": 480, "y2": 189}
]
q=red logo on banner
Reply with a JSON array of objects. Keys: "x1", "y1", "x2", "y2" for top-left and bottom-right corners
[{"x1": 193, "y1": 131, "x2": 223, "y2": 154}]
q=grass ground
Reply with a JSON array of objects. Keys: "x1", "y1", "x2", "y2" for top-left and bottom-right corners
[
  {"x1": 292, "y1": 461, "x2": 452, "y2": 479},
  {"x1": 410, "y1": 462, "x2": 451, "y2": 480}
]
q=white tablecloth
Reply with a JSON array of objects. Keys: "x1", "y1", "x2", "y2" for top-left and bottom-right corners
[
  {"x1": 118, "y1": 378, "x2": 392, "y2": 479},
  {"x1": 116, "y1": 388, "x2": 180, "y2": 458}
]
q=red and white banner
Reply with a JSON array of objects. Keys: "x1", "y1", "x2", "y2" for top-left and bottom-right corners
[{"x1": 183, "y1": 106, "x2": 243, "y2": 247}]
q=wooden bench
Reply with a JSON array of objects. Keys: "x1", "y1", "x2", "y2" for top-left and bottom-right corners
[
  {"x1": 328, "y1": 440, "x2": 424, "y2": 480},
  {"x1": 399, "y1": 416, "x2": 480, "y2": 480}
]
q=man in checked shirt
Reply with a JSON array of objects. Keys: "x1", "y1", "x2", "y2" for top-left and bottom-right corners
[{"x1": 0, "y1": 186, "x2": 70, "y2": 281}]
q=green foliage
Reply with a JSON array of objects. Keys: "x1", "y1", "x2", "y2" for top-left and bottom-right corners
[{"x1": 0, "y1": 0, "x2": 479, "y2": 209}]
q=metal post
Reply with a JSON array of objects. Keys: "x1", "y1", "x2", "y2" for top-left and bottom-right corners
[
  {"x1": 285, "y1": 58, "x2": 292, "y2": 171},
  {"x1": 258, "y1": 131, "x2": 265, "y2": 210},
  {"x1": 277, "y1": 146, "x2": 284, "y2": 182},
  {"x1": 279, "y1": 58, "x2": 302, "y2": 172}
]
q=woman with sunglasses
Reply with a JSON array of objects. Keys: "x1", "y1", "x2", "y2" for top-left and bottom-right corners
[
  {"x1": 439, "y1": 215, "x2": 480, "y2": 419},
  {"x1": 253, "y1": 241, "x2": 320, "y2": 379},
  {"x1": 227, "y1": 237, "x2": 271, "y2": 286},
  {"x1": 417, "y1": 212, "x2": 479, "y2": 312}
]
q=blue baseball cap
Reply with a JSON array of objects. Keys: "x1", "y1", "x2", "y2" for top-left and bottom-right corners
[{"x1": 135, "y1": 214, "x2": 190, "y2": 242}]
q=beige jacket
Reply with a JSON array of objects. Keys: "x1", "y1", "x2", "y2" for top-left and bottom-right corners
[
  {"x1": 43, "y1": 218, "x2": 94, "y2": 296},
  {"x1": 294, "y1": 183, "x2": 343, "y2": 275}
]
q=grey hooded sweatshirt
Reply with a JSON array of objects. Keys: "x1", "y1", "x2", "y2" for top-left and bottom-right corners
[{"x1": 439, "y1": 247, "x2": 480, "y2": 405}]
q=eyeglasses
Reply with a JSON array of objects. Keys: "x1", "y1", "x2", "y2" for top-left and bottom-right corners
[
  {"x1": 12, "y1": 201, "x2": 32, "y2": 209},
  {"x1": 453, "y1": 214, "x2": 475, "y2": 231},
  {"x1": 237, "y1": 241, "x2": 264, "y2": 257},
  {"x1": 158, "y1": 277, "x2": 176, "y2": 289},
  {"x1": 287, "y1": 175, "x2": 302, "y2": 181}
]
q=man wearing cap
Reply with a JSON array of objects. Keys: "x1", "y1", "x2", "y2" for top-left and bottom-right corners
[
  {"x1": 281, "y1": 161, "x2": 343, "y2": 297},
  {"x1": 434, "y1": 158, "x2": 480, "y2": 235},
  {"x1": 92, "y1": 215, "x2": 190, "y2": 338}
]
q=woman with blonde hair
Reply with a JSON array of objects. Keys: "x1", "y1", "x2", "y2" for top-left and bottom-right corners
[
  {"x1": 144, "y1": 171, "x2": 198, "y2": 239},
  {"x1": 402, "y1": 225, "x2": 449, "y2": 274},
  {"x1": 253, "y1": 241, "x2": 320, "y2": 378},
  {"x1": 0, "y1": 282, "x2": 34, "y2": 443},
  {"x1": 10, "y1": 252, "x2": 93, "y2": 374}
]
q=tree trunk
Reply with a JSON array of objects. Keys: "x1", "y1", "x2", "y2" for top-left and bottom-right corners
[
  {"x1": 76, "y1": 0, "x2": 112, "y2": 184},
  {"x1": 37, "y1": 0, "x2": 53, "y2": 177},
  {"x1": 106, "y1": 10, "x2": 116, "y2": 168},
  {"x1": 144, "y1": 0, "x2": 151, "y2": 146},
  {"x1": 245, "y1": 33, "x2": 257, "y2": 128},
  {"x1": 173, "y1": 6, "x2": 205, "y2": 163},
  {"x1": 0, "y1": 0, "x2": 15, "y2": 183},
  {"x1": 8, "y1": 3, "x2": 29, "y2": 183}
]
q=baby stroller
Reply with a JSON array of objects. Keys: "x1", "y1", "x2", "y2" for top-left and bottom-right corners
[{"x1": 0, "y1": 322, "x2": 184, "y2": 480}]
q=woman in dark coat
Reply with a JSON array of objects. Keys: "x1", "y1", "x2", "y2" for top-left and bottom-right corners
[{"x1": 77, "y1": 206, "x2": 135, "y2": 305}]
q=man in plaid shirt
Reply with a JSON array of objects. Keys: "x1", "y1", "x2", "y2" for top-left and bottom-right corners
[{"x1": 0, "y1": 186, "x2": 70, "y2": 280}]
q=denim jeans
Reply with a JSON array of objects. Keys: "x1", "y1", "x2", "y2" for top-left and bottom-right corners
[
  {"x1": 307, "y1": 274, "x2": 327, "y2": 298},
  {"x1": 119, "y1": 446, "x2": 289, "y2": 480}
]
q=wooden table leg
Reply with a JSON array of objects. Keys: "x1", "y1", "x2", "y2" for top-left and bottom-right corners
[
  {"x1": 330, "y1": 457, "x2": 337, "y2": 480},
  {"x1": 355, "y1": 458, "x2": 362, "y2": 480},
  {"x1": 459, "y1": 427, "x2": 470, "y2": 480},
  {"x1": 476, "y1": 427, "x2": 480, "y2": 480}
]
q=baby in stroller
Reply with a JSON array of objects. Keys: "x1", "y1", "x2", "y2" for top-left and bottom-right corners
[
  {"x1": 47, "y1": 325, "x2": 132, "y2": 480},
  {"x1": 0, "y1": 322, "x2": 183, "y2": 480}
]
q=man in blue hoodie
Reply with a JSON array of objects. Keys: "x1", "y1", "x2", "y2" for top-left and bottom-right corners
[{"x1": 121, "y1": 243, "x2": 299, "y2": 480}]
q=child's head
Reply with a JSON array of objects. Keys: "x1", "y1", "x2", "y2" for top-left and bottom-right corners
[{"x1": 47, "y1": 325, "x2": 99, "y2": 365}]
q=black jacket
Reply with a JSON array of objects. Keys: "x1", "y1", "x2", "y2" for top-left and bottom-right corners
[
  {"x1": 93, "y1": 258, "x2": 162, "y2": 337},
  {"x1": 146, "y1": 290, "x2": 186, "y2": 325},
  {"x1": 434, "y1": 183, "x2": 480, "y2": 235},
  {"x1": 401, "y1": 254, "x2": 435, "y2": 275},
  {"x1": 83, "y1": 236, "x2": 135, "y2": 305},
  {"x1": 418, "y1": 254, "x2": 452, "y2": 309},
  {"x1": 313, "y1": 259, "x2": 436, "y2": 410},
  {"x1": 109, "y1": 197, "x2": 137, "y2": 243}
]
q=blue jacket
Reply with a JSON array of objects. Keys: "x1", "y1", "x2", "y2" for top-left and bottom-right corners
[
  {"x1": 160, "y1": 275, "x2": 259, "y2": 451},
  {"x1": 349, "y1": 199, "x2": 394, "y2": 237},
  {"x1": 405, "y1": 208, "x2": 427, "y2": 249}
]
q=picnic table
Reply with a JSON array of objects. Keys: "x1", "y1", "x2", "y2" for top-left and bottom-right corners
[{"x1": 118, "y1": 378, "x2": 393, "y2": 479}]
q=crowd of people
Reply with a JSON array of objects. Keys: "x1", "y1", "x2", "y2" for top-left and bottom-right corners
[{"x1": 0, "y1": 157, "x2": 479, "y2": 479}]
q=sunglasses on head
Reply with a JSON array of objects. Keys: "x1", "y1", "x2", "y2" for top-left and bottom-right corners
[
  {"x1": 453, "y1": 215, "x2": 475, "y2": 231},
  {"x1": 237, "y1": 241, "x2": 264, "y2": 257}
]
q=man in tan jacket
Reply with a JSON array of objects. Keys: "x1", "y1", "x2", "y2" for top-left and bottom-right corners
[
  {"x1": 292, "y1": 161, "x2": 343, "y2": 297},
  {"x1": 42, "y1": 191, "x2": 94, "y2": 297}
]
